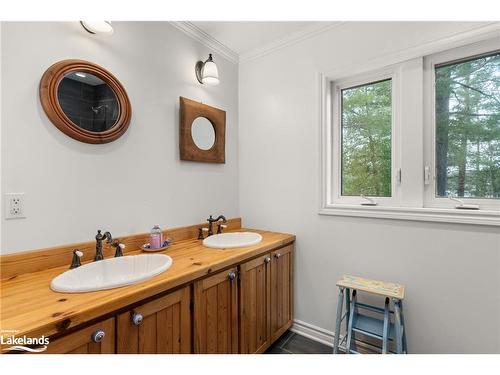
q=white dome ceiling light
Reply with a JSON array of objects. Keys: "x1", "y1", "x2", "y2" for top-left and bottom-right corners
[{"x1": 80, "y1": 21, "x2": 114, "y2": 36}]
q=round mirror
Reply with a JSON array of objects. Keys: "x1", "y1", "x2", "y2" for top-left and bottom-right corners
[
  {"x1": 191, "y1": 117, "x2": 215, "y2": 150},
  {"x1": 40, "y1": 59, "x2": 131, "y2": 144},
  {"x1": 57, "y1": 71, "x2": 120, "y2": 133}
]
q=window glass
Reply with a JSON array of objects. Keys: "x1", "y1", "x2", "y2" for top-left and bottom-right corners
[
  {"x1": 341, "y1": 79, "x2": 392, "y2": 197},
  {"x1": 435, "y1": 52, "x2": 500, "y2": 198}
]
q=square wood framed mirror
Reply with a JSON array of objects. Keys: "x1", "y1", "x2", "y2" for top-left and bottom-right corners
[{"x1": 179, "y1": 97, "x2": 226, "y2": 163}]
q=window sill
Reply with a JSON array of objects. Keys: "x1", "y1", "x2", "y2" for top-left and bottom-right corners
[{"x1": 319, "y1": 205, "x2": 499, "y2": 226}]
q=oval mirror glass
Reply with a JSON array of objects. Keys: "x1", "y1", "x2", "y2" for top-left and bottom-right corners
[
  {"x1": 57, "y1": 71, "x2": 120, "y2": 132},
  {"x1": 191, "y1": 117, "x2": 215, "y2": 150}
]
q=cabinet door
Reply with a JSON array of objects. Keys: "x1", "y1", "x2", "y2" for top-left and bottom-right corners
[
  {"x1": 44, "y1": 318, "x2": 115, "y2": 354},
  {"x1": 193, "y1": 267, "x2": 238, "y2": 353},
  {"x1": 239, "y1": 253, "x2": 271, "y2": 353},
  {"x1": 117, "y1": 286, "x2": 191, "y2": 354},
  {"x1": 270, "y1": 244, "x2": 293, "y2": 341}
]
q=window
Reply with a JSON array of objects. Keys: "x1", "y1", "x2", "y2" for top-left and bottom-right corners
[
  {"x1": 321, "y1": 37, "x2": 500, "y2": 225},
  {"x1": 341, "y1": 79, "x2": 392, "y2": 197},
  {"x1": 425, "y1": 38, "x2": 500, "y2": 212},
  {"x1": 434, "y1": 52, "x2": 500, "y2": 199},
  {"x1": 329, "y1": 67, "x2": 400, "y2": 207}
]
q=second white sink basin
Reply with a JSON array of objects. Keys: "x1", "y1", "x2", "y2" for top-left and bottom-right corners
[
  {"x1": 203, "y1": 232, "x2": 263, "y2": 249},
  {"x1": 50, "y1": 254, "x2": 172, "y2": 293}
]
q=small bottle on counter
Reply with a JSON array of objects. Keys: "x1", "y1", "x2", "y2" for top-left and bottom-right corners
[{"x1": 150, "y1": 225, "x2": 163, "y2": 249}]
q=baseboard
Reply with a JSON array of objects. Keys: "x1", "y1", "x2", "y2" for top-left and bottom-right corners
[
  {"x1": 290, "y1": 319, "x2": 335, "y2": 347},
  {"x1": 291, "y1": 319, "x2": 381, "y2": 353}
]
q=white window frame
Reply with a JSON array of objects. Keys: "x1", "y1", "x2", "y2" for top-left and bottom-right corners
[
  {"x1": 423, "y1": 38, "x2": 500, "y2": 211},
  {"x1": 320, "y1": 33, "x2": 500, "y2": 226},
  {"x1": 331, "y1": 67, "x2": 401, "y2": 207}
]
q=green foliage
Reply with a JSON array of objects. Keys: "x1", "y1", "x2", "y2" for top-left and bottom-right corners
[
  {"x1": 435, "y1": 52, "x2": 500, "y2": 198},
  {"x1": 340, "y1": 52, "x2": 500, "y2": 200},
  {"x1": 341, "y1": 79, "x2": 392, "y2": 197}
]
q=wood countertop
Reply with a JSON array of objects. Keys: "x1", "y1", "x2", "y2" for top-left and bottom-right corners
[{"x1": 0, "y1": 228, "x2": 295, "y2": 346}]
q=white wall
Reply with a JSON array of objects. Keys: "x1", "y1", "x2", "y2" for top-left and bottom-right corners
[
  {"x1": 0, "y1": 22, "x2": 3, "y2": 250},
  {"x1": 1, "y1": 22, "x2": 239, "y2": 253},
  {"x1": 239, "y1": 22, "x2": 500, "y2": 353},
  {"x1": 2, "y1": 20, "x2": 499, "y2": 354}
]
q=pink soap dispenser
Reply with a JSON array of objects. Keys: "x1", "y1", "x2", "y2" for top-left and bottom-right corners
[{"x1": 150, "y1": 225, "x2": 163, "y2": 249}]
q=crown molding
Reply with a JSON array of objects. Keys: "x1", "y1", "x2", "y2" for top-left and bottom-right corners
[
  {"x1": 322, "y1": 22, "x2": 500, "y2": 79},
  {"x1": 239, "y1": 22, "x2": 345, "y2": 63},
  {"x1": 170, "y1": 22, "x2": 499, "y2": 66},
  {"x1": 169, "y1": 21, "x2": 239, "y2": 64},
  {"x1": 170, "y1": 21, "x2": 346, "y2": 65}
]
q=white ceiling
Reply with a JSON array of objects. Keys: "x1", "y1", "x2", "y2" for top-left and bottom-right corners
[{"x1": 191, "y1": 21, "x2": 333, "y2": 56}]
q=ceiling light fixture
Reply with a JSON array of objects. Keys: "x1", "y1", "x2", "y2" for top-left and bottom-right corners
[
  {"x1": 75, "y1": 72, "x2": 87, "y2": 78},
  {"x1": 195, "y1": 54, "x2": 219, "y2": 86},
  {"x1": 80, "y1": 21, "x2": 114, "y2": 36}
]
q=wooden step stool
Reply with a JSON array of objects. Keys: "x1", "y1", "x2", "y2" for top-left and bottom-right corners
[{"x1": 333, "y1": 275, "x2": 407, "y2": 354}]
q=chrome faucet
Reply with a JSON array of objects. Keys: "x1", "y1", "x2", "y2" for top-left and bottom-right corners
[
  {"x1": 95, "y1": 230, "x2": 113, "y2": 261},
  {"x1": 206, "y1": 215, "x2": 227, "y2": 236}
]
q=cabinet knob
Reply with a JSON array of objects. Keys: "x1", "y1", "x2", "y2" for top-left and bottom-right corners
[
  {"x1": 91, "y1": 329, "x2": 105, "y2": 343},
  {"x1": 274, "y1": 253, "x2": 282, "y2": 259},
  {"x1": 228, "y1": 271, "x2": 236, "y2": 281},
  {"x1": 264, "y1": 256, "x2": 271, "y2": 264},
  {"x1": 132, "y1": 312, "x2": 144, "y2": 326}
]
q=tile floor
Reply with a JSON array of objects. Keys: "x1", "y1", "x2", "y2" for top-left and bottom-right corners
[{"x1": 265, "y1": 331, "x2": 332, "y2": 354}]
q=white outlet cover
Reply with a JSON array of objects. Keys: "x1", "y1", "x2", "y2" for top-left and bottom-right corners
[{"x1": 5, "y1": 193, "x2": 26, "y2": 219}]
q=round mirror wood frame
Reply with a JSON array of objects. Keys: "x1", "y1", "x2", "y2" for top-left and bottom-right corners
[{"x1": 39, "y1": 59, "x2": 132, "y2": 144}]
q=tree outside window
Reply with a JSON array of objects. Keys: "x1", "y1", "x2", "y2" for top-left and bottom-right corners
[
  {"x1": 435, "y1": 52, "x2": 500, "y2": 199},
  {"x1": 341, "y1": 79, "x2": 392, "y2": 197}
]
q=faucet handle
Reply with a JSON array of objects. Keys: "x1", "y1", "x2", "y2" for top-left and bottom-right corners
[
  {"x1": 112, "y1": 240, "x2": 125, "y2": 257},
  {"x1": 70, "y1": 249, "x2": 83, "y2": 269},
  {"x1": 217, "y1": 223, "x2": 228, "y2": 234},
  {"x1": 198, "y1": 227, "x2": 209, "y2": 240}
]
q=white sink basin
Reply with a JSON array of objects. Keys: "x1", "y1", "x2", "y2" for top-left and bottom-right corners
[
  {"x1": 50, "y1": 254, "x2": 172, "y2": 293},
  {"x1": 203, "y1": 232, "x2": 263, "y2": 249}
]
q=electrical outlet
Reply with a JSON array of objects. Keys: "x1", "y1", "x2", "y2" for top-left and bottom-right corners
[{"x1": 5, "y1": 193, "x2": 26, "y2": 219}]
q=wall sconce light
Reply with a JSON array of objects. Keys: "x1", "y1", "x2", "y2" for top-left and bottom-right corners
[
  {"x1": 80, "y1": 21, "x2": 114, "y2": 36},
  {"x1": 195, "y1": 54, "x2": 219, "y2": 86}
]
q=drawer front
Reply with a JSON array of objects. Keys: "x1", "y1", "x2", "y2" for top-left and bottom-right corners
[{"x1": 44, "y1": 317, "x2": 115, "y2": 354}]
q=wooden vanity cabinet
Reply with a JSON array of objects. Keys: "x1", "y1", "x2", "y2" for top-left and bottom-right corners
[
  {"x1": 24, "y1": 242, "x2": 293, "y2": 354},
  {"x1": 239, "y1": 245, "x2": 294, "y2": 353},
  {"x1": 44, "y1": 318, "x2": 115, "y2": 354},
  {"x1": 117, "y1": 286, "x2": 191, "y2": 354},
  {"x1": 270, "y1": 245, "x2": 293, "y2": 341},
  {"x1": 239, "y1": 253, "x2": 272, "y2": 353},
  {"x1": 43, "y1": 244, "x2": 291, "y2": 355},
  {"x1": 193, "y1": 267, "x2": 239, "y2": 353}
]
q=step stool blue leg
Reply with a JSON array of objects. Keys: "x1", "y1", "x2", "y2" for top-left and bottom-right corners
[
  {"x1": 400, "y1": 301, "x2": 408, "y2": 353},
  {"x1": 333, "y1": 287, "x2": 345, "y2": 354},
  {"x1": 351, "y1": 294, "x2": 359, "y2": 353},
  {"x1": 345, "y1": 288, "x2": 351, "y2": 333},
  {"x1": 346, "y1": 290, "x2": 357, "y2": 354},
  {"x1": 393, "y1": 298, "x2": 403, "y2": 354},
  {"x1": 382, "y1": 297, "x2": 390, "y2": 354}
]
